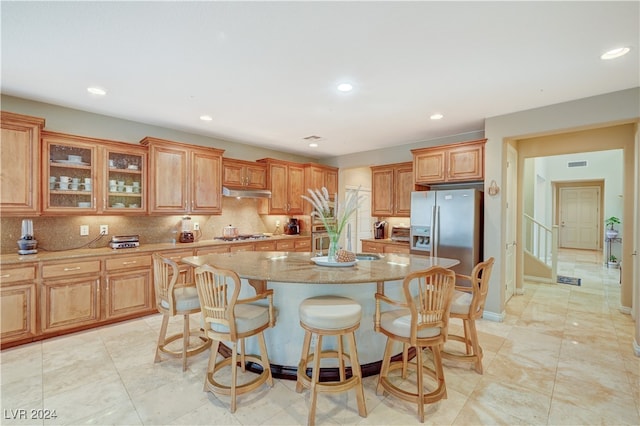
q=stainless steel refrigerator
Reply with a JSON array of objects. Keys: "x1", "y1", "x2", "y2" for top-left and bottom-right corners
[{"x1": 410, "y1": 188, "x2": 483, "y2": 275}]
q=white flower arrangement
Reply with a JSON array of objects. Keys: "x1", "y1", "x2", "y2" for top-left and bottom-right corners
[{"x1": 301, "y1": 187, "x2": 362, "y2": 242}]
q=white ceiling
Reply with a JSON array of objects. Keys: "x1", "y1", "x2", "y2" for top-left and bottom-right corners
[{"x1": 2, "y1": 1, "x2": 638, "y2": 159}]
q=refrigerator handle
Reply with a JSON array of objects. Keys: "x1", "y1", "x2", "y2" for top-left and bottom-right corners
[{"x1": 432, "y1": 205, "x2": 438, "y2": 258}]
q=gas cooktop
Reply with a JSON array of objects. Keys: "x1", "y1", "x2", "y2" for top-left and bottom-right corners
[{"x1": 214, "y1": 234, "x2": 271, "y2": 241}]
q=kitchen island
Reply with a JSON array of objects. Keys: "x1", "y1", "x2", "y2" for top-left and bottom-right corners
[{"x1": 182, "y1": 251, "x2": 459, "y2": 379}]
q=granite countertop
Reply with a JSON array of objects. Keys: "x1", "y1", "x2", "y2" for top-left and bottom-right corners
[
  {"x1": 182, "y1": 251, "x2": 459, "y2": 284},
  {"x1": 0, "y1": 234, "x2": 309, "y2": 265}
]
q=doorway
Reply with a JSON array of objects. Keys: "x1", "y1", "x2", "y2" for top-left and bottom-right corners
[{"x1": 345, "y1": 186, "x2": 372, "y2": 253}]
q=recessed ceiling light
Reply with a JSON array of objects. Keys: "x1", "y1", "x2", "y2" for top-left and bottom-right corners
[
  {"x1": 430, "y1": 113, "x2": 444, "y2": 120},
  {"x1": 337, "y1": 83, "x2": 353, "y2": 92},
  {"x1": 200, "y1": 115, "x2": 213, "y2": 121},
  {"x1": 309, "y1": 143, "x2": 318, "y2": 148},
  {"x1": 600, "y1": 47, "x2": 630, "y2": 60},
  {"x1": 87, "y1": 87, "x2": 106, "y2": 96}
]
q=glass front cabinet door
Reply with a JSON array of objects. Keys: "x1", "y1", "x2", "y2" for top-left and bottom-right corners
[
  {"x1": 104, "y1": 146, "x2": 146, "y2": 213},
  {"x1": 43, "y1": 132, "x2": 98, "y2": 213}
]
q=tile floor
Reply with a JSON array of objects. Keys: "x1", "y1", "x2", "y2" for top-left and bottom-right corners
[{"x1": 1, "y1": 249, "x2": 638, "y2": 425}]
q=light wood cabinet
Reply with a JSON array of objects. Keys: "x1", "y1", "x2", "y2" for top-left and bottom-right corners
[
  {"x1": 371, "y1": 162, "x2": 413, "y2": 217},
  {"x1": 257, "y1": 158, "x2": 305, "y2": 214},
  {"x1": 0, "y1": 264, "x2": 38, "y2": 343},
  {"x1": 141, "y1": 137, "x2": 224, "y2": 214},
  {"x1": 196, "y1": 246, "x2": 230, "y2": 255},
  {"x1": 41, "y1": 260, "x2": 101, "y2": 332},
  {"x1": 0, "y1": 112, "x2": 45, "y2": 216},
  {"x1": 158, "y1": 249, "x2": 194, "y2": 284},
  {"x1": 223, "y1": 158, "x2": 267, "y2": 189},
  {"x1": 295, "y1": 238, "x2": 311, "y2": 252},
  {"x1": 103, "y1": 143, "x2": 147, "y2": 214},
  {"x1": 412, "y1": 139, "x2": 485, "y2": 185},
  {"x1": 303, "y1": 163, "x2": 339, "y2": 215},
  {"x1": 104, "y1": 254, "x2": 153, "y2": 319},
  {"x1": 255, "y1": 240, "x2": 277, "y2": 251},
  {"x1": 361, "y1": 240, "x2": 410, "y2": 254}
]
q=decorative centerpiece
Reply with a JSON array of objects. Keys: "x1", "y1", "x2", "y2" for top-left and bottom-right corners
[{"x1": 302, "y1": 187, "x2": 361, "y2": 263}]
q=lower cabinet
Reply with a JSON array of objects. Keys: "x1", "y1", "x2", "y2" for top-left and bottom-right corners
[
  {"x1": 42, "y1": 276, "x2": 101, "y2": 333},
  {"x1": 104, "y1": 254, "x2": 153, "y2": 319},
  {"x1": 0, "y1": 264, "x2": 38, "y2": 344},
  {"x1": 158, "y1": 249, "x2": 194, "y2": 284}
]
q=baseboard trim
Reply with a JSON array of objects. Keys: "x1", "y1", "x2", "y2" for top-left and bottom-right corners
[
  {"x1": 482, "y1": 310, "x2": 505, "y2": 322},
  {"x1": 618, "y1": 305, "x2": 632, "y2": 315},
  {"x1": 524, "y1": 275, "x2": 553, "y2": 284}
]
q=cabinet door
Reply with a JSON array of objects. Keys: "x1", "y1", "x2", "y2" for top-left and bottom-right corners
[
  {"x1": 448, "y1": 143, "x2": 484, "y2": 182},
  {"x1": 325, "y1": 169, "x2": 338, "y2": 197},
  {"x1": 105, "y1": 148, "x2": 146, "y2": 213},
  {"x1": 105, "y1": 269, "x2": 153, "y2": 319},
  {"x1": 245, "y1": 164, "x2": 267, "y2": 189},
  {"x1": 43, "y1": 134, "x2": 99, "y2": 213},
  {"x1": 42, "y1": 276, "x2": 100, "y2": 332},
  {"x1": 295, "y1": 238, "x2": 311, "y2": 252},
  {"x1": 394, "y1": 165, "x2": 413, "y2": 217},
  {"x1": 192, "y1": 149, "x2": 222, "y2": 214},
  {"x1": 222, "y1": 161, "x2": 245, "y2": 188},
  {"x1": 149, "y1": 144, "x2": 188, "y2": 213},
  {"x1": 414, "y1": 149, "x2": 446, "y2": 184},
  {"x1": 288, "y1": 164, "x2": 305, "y2": 214},
  {"x1": 268, "y1": 163, "x2": 289, "y2": 214},
  {"x1": 0, "y1": 112, "x2": 43, "y2": 215},
  {"x1": 306, "y1": 167, "x2": 325, "y2": 192},
  {"x1": 371, "y1": 167, "x2": 394, "y2": 216},
  {"x1": 1, "y1": 283, "x2": 37, "y2": 342}
]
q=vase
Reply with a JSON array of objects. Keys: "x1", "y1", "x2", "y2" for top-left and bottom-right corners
[{"x1": 327, "y1": 233, "x2": 340, "y2": 263}]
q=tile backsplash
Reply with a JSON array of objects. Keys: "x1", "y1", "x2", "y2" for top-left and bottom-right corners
[{"x1": 0, "y1": 198, "x2": 302, "y2": 254}]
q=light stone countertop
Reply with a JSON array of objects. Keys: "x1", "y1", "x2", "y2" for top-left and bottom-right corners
[
  {"x1": 182, "y1": 251, "x2": 459, "y2": 284},
  {"x1": 0, "y1": 234, "x2": 309, "y2": 265}
]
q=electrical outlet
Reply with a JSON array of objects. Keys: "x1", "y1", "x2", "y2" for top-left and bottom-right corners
[
  {"x1": 99, "y1": 225, "x2": 109, "y2": 235},
  {"x1": 193, "y1": 222, "x2": 200, "y2": 231},
  {"x1": 80, "y1": 225, "x2": 89, "y2": 236}
]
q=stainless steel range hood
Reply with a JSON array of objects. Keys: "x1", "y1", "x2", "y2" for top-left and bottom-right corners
[{"x1": 222, "y1": 186, "x2": 272, "y2": 199}]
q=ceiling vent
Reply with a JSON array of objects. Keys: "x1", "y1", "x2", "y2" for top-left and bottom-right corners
[
  {"x1": 567, "y1": 160, "x2": 588, "y2": 168},
  {"x1": 303, "y1": 135, "x2": 323, "y2": 141}
]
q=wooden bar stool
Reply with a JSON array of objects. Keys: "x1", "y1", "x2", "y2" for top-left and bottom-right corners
[
  {"x1": 296, "y1": 295, "x2": 367, "y2": 426},
  {"x1": 152, "y1": 253, "x2": 209, "y2": 371}
]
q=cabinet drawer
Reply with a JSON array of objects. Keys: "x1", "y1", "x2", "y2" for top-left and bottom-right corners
[
  {"x1": 295, "y1": 239, "x2": 311, "y2": 250},
  {"x1": 42, "y1": 260, "x2": 101, "y2": 279},
  {"x1": 276, "y1": 240, "x2": 294, "y2": 250},
  {"x1": 0, "y1": 265, "x2": 37, "y2": 284},
  {"x1": 159, "y1": 250, "x2": 194, "y2": 264},
  {"x1": 106, "y1": 254, "x2": 152, "y2": 271},
  {"x1": 384, "y1": 245, "x2": 410, "y2": 254},
  {"x1": 197, "y1": 246, "x2": 230, "y2": 255},
  {"x1": 362, "y1": 242, "x2": 383, "y2": 253},
  {"x1": 255, "y1": 241, "x2": 277, "y2": 251}
]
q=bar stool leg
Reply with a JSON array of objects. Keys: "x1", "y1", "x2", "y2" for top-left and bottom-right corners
[{"x1": 347, "y1": 331, "x2": 367, "y2": 417}]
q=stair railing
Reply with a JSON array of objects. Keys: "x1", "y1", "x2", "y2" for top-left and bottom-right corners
[{"x1": 523, "y1": 214, "x2": 559, "y2": 282}]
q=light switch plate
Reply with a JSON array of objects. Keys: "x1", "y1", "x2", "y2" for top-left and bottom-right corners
[{"x1": 80, "y1": 225, "x2": 89, "y2": 236}]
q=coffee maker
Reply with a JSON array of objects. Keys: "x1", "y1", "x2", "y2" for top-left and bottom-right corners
[
  {"x1": 285, "y1": 218, "x2": 300, "y2": 235},
  {"x1": 374, "y1": 220, "x2": 387, "y2": 239},
  {"x1": 17, "y1": 219, "x2": 38, "y2": 254},
  {"x1": 179, "y1": 216, "x2": 194, "y2": 243}
]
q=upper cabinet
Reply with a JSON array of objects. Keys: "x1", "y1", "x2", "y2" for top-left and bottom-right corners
[
  {"x1": 412, "y1": 139, "x2": 486, "y2": 185},
  {"x1": 141, "y1": 137, "x2": 224, "y2": 215},
  {"x1": 42, "y1": 132, "x2": 146, "y2": 215},
  {"x1": 371, "y1": 162, "x2": 413, "y2": 217},
  {"x1": 222, "y1": 158, "x2": 267, "y2": 189},
  {"x1": 303, "y1": 163, "x2": 338, "y2": 215},
  {"x1": 257, "y1": 158, "x2": 305, "y2": 214},
  {"x1": 0, "y1": 112, "x2": 45, "y2": 216}
]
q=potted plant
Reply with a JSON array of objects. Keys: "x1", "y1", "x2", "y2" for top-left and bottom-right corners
[
  {"x1": 605, "y1": 216, "x2": 621, "y2": 239},
  {"x1": 608, "y1": 254, "x2": 619, "y2": 268}
]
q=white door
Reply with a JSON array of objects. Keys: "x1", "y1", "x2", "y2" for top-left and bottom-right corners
[
  {"x1": 559, "y1": 187, "x2": 600, "y2": 250},
  {"x1": 505, "y1": 145, "x2": 517, "y2": 301},
  {"x1": 346, "y1": 187, "x2": 372, "y2": 253}
]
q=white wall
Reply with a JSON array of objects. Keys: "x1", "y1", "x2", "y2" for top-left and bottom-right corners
[{"x1": 484, "y1": 87, "x2": 639, "y2": 320}]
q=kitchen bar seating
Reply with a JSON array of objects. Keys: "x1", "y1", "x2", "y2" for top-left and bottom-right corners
[
  {"x1": 374, "y1": 266, "x2": 456, "y2": 423},
  {"x1": 296, "y1": 295, "x2": 367, "y2": 426},
  {"x1": 194, "y1": 264, "x2": 276, "y2": 413},
  {"x1": 442, "y1": 257, "x2": 495, "y2": 374},
  {"x1": 152, "y1": 253, "x2": 209, "y2": 371}
]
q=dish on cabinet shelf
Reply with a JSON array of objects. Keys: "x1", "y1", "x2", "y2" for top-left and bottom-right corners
[
  {"x1": 310, "y1": 256, "x2": 358, "y2": 267},
  {"x1": 51, "y1": 159, "x2": 90, "y2": 166}
]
